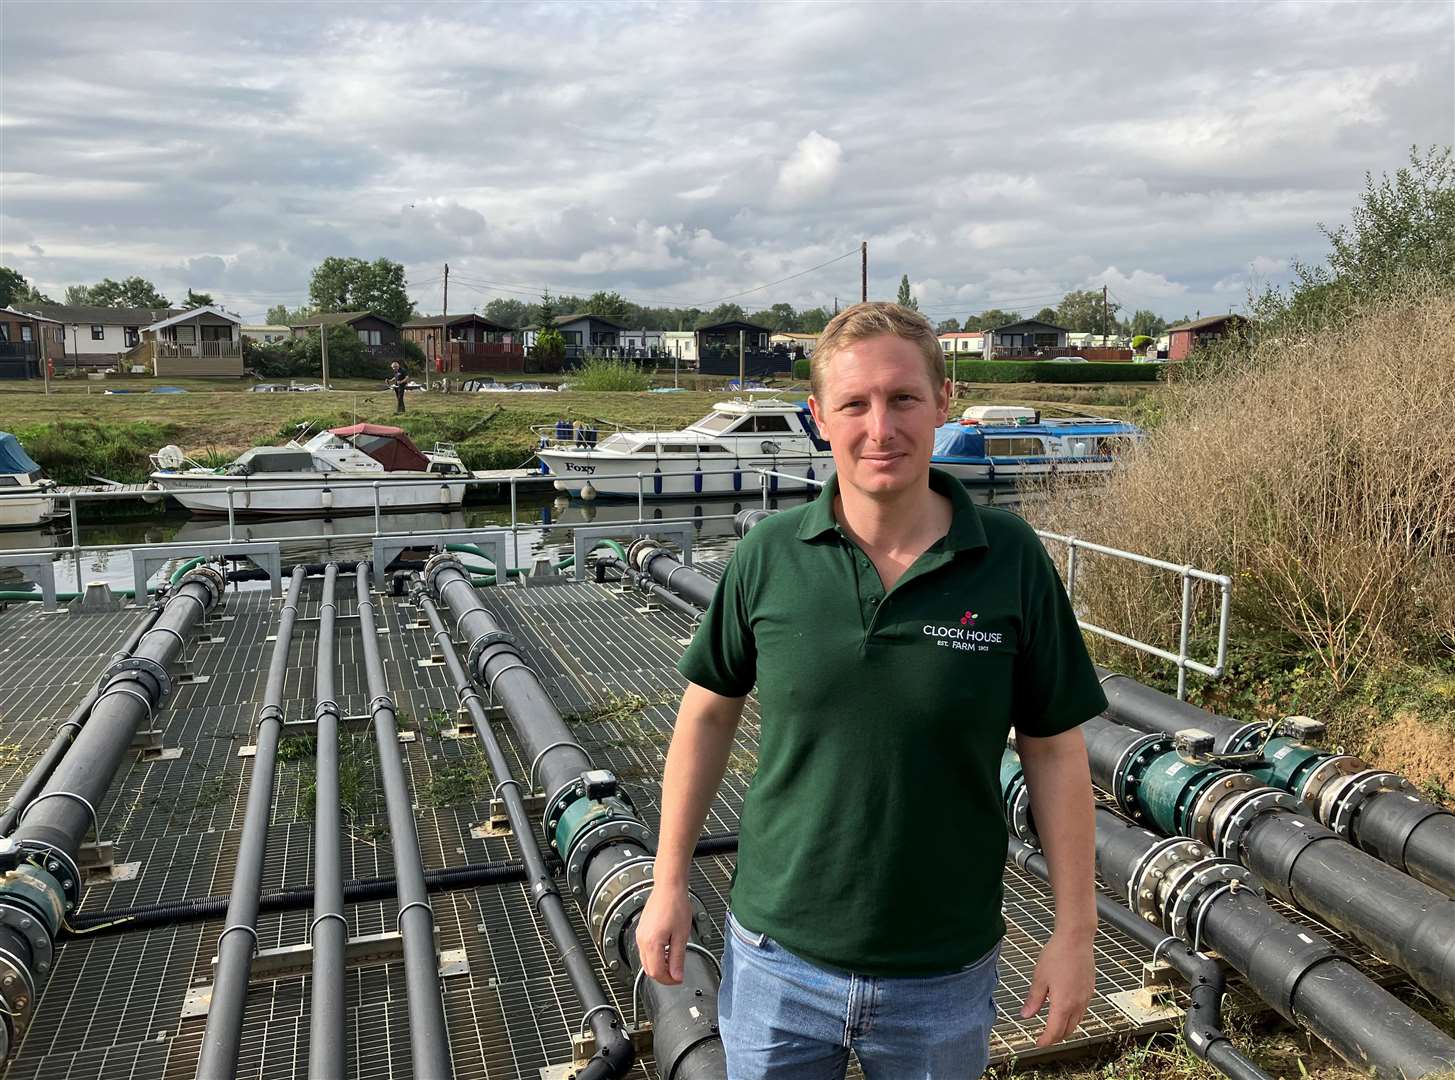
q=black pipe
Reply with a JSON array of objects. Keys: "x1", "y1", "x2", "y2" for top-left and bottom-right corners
[
  {"x1": 1006, "y1": 838, "x2": 1272, "y2": 1080},
  {"x1": 1097, "y1": 667, "x2": 1455, "y2": 898},
  {"x1": 197, "y1": 566, "x2": 306, "y2": 1076},
  {"x1": 597, "y1": 557, "x2": 704, "y2": 622},
  {"x1": 413, "y1": 575, "x2": 634, "y2": 1078},
  {"x1": 1084, "y1": 713, "x2": 1455, "y2": 1009},
  {"x1": 0, "y1": 598, "x2": 166, "y2": 837},
  {"x1": 355, "y1": 564, "x2": 454, "y2": 1080},
  {"x1": 1090, "y1": 807, "x2": 1455, "y2": 1079},
  {"x1": 625, "y1": 538, "x2": 716, "y2": 611},
  {"x1": 429, "y1": 556, "x2": 727, "y2": 1080},
  {"x1": 62, "y1": 835, "x2": 743, "y2": 938},
  {"x1": 733, "y1": 508, "x2": 774, "y2": 537},
  {"x1": 309, "y1": 563, "x2": 346, "y2": 1080},
  {"x1": 0, "y1": 566, "x2": 223, "y2": 1054}
]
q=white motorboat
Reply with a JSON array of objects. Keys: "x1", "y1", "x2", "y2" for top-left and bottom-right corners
[
  {"x1": 536, "y1": 398, "x2": 835, "y2": 499},
  {"x1": 0, "y1": 432, "x2": 61, "y2": 530},
  {"x1": 148, "y1": 423, "x2": 470, "y2": 516},
  {"x1": 931, "y1": 406, "x2": 1145, "y2": 483}
]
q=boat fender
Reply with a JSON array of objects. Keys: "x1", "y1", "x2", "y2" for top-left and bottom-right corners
[
  {"x1": 693, "y1": 466, "x2": 703, "y2": 494},
  {"x1": 806, "y1": 463, "x2": 815, "y2": 483},
  {"x1": 581, "y1": 482, "x2": 597, "y2": 502},
  {"x1": 438, "y1": 484, "x2": 450, "y2": 505},
  {"x1": 732, "y1": 465, "x2": 742, "y2": 492},
  {"x1": 652, "y1": 467, "x2": 663, "y2": 495},
  {"x1": 321, "y1": 487, "x2": 333, "y2": 511}
]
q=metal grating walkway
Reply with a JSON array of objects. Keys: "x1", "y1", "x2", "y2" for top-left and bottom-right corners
[{"x1": 0, "y1": 571, "x2": 1403, "y2": 1079}]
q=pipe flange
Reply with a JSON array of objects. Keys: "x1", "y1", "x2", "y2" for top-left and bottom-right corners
[
  {"x1": 13, "y1": 844, "x2": 79, "y2": 920},
  {"x1": 600, "y1": 884, "x2": 711, "y2": 974},
  {"x1": 105, "y1": 656, "x2": 170, "y2": 705},
  {"x1": 467, "y1": 630, "x2": 516, "y2": 674},
  {"x1": 1128, "y1": 837, "x2": 1204, "y2": 926},
  {"x1": 1295, "y1": 753, "x2": 1364, "y2": 811},
  {"x1": 1222, "y1": 722, "x2": 1269, "y2": 755},
  {"x1": 1187, "y1": 772, "x2": 1258, "y2": 847},
  {"x1": 543, "y1": 774, "x2": 634, "y2": 853},
  {"x1": 1325, "y1": 770, "x2": 1416, "y2": 841},
  {"x1": 1111, "y1": 733, "x2": 1171, "y2": 816},
  {"x1": 179, "y1": 564, "x2": 226, "y2": 609},
  {"x1": 625, "y1": 536, "x2": 660, "y2": 573},
  {"x1": 423, "y1": 552, "x2": 466, "y2": 595},
  {"x1": 567, "y1": 817, "x2": 654, "y2": 901},
  {"x1": 1006, "y1": 782, "x2": 1034, "y2": 842},
  {"x1": 1164, "y1": 857, "x2": 1261, "y2": 939},
  {"x1": 587, "y1": 856, "x2": 656, "y2": 931},
  {"x1": 0, "y1": 943, "x2": 37, "y2": 1042},
  {"x1": 1214, "y1": 788, "x2": 1302, "y2": 860},
  {"x1": 0, "y1": 871, "x2": 62, "y2": 977}
]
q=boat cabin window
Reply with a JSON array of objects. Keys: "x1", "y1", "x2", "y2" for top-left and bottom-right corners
[
  {"x1": 746, "y1": 414, "x2": 794, "y2": 433},
  {"x1": 429, "y1": 462, "x2": 464, "y2": 475},
  {"x1": 695, "y1": 413, "x2": 743, "y2": 434},
  {"x1": 985, "y1": 436, "x2": 1045, "y2": 457},
  {"x1": 0, "y1": 475, "x2": 19, "y2": 487},
  {"x1": 659, "y1": 444, "x2": 701, "y2": 454},
  {"x1": 1095, "y1": 436, "x2": 1134, "y2": 455}
]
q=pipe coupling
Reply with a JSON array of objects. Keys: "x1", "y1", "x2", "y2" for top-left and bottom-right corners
[
  {"x1": 422, "y1": 552, "x2": 467, "y2": 596},
  {"x1": 596, "y1": 873, "x2": 711, "y2": 975},
  {"x1": 103, "y1": 658, "x2": 170, "y2": 707},
  {"x1": 1321, "y1": 769, "x2": 1417, "y2": 841},
  {"x1": 1186, "y1": 772, "x2": 1258, "y2": 847},
  {"x1": 0, "y1": 943, "x2": 35, "y2": 1056},
  {"x1": 1222, "y1": 721, "x2": 1269, "y2": 755},
  {"x1": 1110, "y1": 733, "x2": 1171, "y2": 816},
  {"x1": 11, "y1": 842, "x2": 81, "y2": 914},
  {"x1": 1127, "y1": 836, "x2": 1204, "y2": 925},
  {"x1": 1295, "y1": 753, "x2": 1365, "y2": 812},
  {"x1": 1161, "y1": 855, "x2": 1262, "y2": 940},
  {"x1": 0, "y1": 864, "x2": 64, "y2": 977},
  {"x1": 626, "y1": 537, "x2": 670, "y2": 576},
  {"x1": 178, "y1": 564, "x2": 226, "y2": 610},
  {"x1": 1212, "y1": 788, "x2": 1303, "y2": 860},
  {"x1": 467, "y1": 629, "x2": 516, "y2": 675}
]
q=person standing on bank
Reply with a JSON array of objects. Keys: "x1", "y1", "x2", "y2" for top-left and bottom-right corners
[
  {"x1": 388, "y1": 361, "x2": 409, "y2": 414},
  {"x1": 636, "y1": 302, "x2": 1105, "y2": 1079}
]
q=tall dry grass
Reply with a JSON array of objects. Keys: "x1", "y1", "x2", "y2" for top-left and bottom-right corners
[{"x1": 1025, "y1": 284, "x2": 1455, "y2": 688}]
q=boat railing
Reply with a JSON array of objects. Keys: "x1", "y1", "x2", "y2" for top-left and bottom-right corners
[{"x1": 752, "y1": 469, "x2": 1230, "y2": 699}]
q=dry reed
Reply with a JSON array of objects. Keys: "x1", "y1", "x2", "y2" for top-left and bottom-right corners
[{"x1": 1025, "y1": 284, "x2": 1455, "y2": 688}]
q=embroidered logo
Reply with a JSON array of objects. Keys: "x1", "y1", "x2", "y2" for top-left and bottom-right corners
[{"x1": 959, "y1": 610, "x2": 978, "y2": 626}]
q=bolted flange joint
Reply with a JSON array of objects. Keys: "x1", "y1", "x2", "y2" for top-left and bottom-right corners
[
  {"x1": 1213, "y1": 787, "x2": 1303, "y2": 861},
  {"x1": 178, "y1": 563, "x2": 226, "y2": 610},
  {"x1": 467, "y1": 629, "x2": 516, "y2": 675},
  {"x1": 1163, "y1": 856, "x2": 1263, "y2": 940},
  {"x1": 1323, "y1": 769, "x2": 1417, "y2": 841},
  {"x1": 104, "y1": 658, "x2": 170, "y2": 708},
  {"x1": 0, "y1": 863, "x2": 65, "y2": 977},
  {"x1": 422, "y1": 552, "x2": 467, "y2": 596},
  {"x1": 1111, "y1": 733, "x2": 1171, "y2": 817}
]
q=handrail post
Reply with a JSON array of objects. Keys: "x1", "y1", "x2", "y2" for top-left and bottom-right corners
[
  {"x1": 1176, "y1": 570, "x2": 1194, "y2": 700},
  {"x1": 226, "y1": 487, "x2": 235, "y2": 543},
  {"x1": 509, "y1": 476, "x2": 518, "y2": 566},
  {"x1": 636, "y1": 473, "x2": 644, "y2": 522},
  {"x1": 373, "y1": 481, "x2": 382, "y2": 535},
  {"x1": 1065, "y1": 541, "x2": 1080, "y2": 609}
]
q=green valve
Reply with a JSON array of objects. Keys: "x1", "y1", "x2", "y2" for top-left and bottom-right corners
[
  {"x1": 1136, "y1": 748, "x2": 1224, "y2": 837},
  {"x1": 554, "y1": 794, "x2": 636, "y2": 860},
  {"x1": 1248, "y1": 737, "x2": 1326, "y2": 794}
]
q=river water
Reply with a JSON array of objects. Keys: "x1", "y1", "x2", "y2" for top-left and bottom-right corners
[{"x1": 1, "y1": 485, "x2": 1050, "y2": 596}]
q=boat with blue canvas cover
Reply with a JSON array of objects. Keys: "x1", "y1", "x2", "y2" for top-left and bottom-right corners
[
  {"x1": 932, "y1": 406, "x2": 1144, "y2": 483},
  {"x1": 0, "y1": 432, "x2": 61, "y2": 529}
]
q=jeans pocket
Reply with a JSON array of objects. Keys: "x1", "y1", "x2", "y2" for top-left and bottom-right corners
[
  {"x1": 725, "y1": 910, "x2": 769, "y2": 950},
  {"x1": 958, "y1": 940, "x2": 1001, "y2": 975}
]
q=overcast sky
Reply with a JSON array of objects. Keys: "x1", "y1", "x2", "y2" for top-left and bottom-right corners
[{"x1": 1, "y1": 1, "x2": 1451, "y2": 324}]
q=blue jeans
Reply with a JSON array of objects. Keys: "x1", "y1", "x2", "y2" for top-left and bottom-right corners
[{"x1": 719, "y1": 911, "x2": 1001, "y2": 1080}]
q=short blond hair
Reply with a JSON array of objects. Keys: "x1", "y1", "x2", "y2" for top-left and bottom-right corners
[{"x1": 810, "y1": 301, "x2": 946, "y2": 400}]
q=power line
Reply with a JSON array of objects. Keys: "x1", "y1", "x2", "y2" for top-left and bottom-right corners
[{"x1": 690, "y1": 248, "x2": 859, "y2": 308}]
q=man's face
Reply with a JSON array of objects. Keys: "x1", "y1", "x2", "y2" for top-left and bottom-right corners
[{"x1": 808, "y1": 334, "x2": 949, "y2": 500}]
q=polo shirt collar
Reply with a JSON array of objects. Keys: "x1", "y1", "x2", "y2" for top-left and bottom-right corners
[{"x1": 795, "y1": 467, "x2": 989, "y2": 552}]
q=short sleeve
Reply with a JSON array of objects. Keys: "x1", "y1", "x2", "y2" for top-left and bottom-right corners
[
  {"x1": 1013, "y1": 542, "x2": 1107, "y2": 737},
  {"x1": 676, "y1": 550, "x2": 757, "y2": 697}
]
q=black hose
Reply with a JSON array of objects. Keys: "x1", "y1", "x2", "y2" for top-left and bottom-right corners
[
  {"x1": 198, "y1": 566, "x2": 306, "y2": 1077},
  {"x1": 356, "y1": 564, "x2": 454, "y2": 1080},
  {"x1": 62, "y1": 835, "x2": 742, "y2": 938},
  {"x1": 412, "y1": 575, "x2": 634, "y2": 1078},
  {"x1": 0, "y1": 598, "x2": 165, "y2": 837},
  {"x1": 309, "y1": 564, "x2": 346, "y2": 1080},
  {"x1": 1007, "y1": 838, "x2": 1272, "y2": 1080}
]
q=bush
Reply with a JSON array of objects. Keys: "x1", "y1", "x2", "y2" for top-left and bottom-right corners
[
  {"x1": 793, "y1": 358, "x2": 811, "y2": 380},
  {"x1": 1131, "y1": 335, "x2": 1154, "y2": 350},
  {"x1": 573, "y1": 357, "x2": 651, "y2": 392},
  {"x1": 399, "y1": 339, "x2": 425, "y2": 367},
  {"x1": 15, "y1": 419, "x2": 178, "y2": 485},
  {"x1": 245, "y1": 328, "x2": 393, "y2": 381},
  {"x1": 948, "y1": 360, "x2": 1160, "y2": 383},
  {"x1": 1024, "y1": 282, "x2": 1455, "y2": 688}
]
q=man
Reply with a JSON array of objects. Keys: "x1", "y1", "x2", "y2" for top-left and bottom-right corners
[
  {"x1": 388, "y1": 361, "x2": 408, "y2": 414},
  {"x1": 636, "y1": 302, "x2": 1105, "y2": 1078}
]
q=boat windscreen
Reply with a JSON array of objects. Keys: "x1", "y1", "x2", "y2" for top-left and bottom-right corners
[
  {"x1": 350, "y1": 434, "x2": 430, "y2": 472},
  {"x1": 237, "y1": 448, "x2": 318, "y2": 472}
]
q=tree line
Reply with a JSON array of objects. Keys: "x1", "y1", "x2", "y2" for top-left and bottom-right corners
[{"x1": 933, "y1": 293, "x2": 1177, "y2": 339}]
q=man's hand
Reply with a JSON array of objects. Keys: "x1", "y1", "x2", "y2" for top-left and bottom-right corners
[
  {"x1": 1019, "y1": 927, "x2": 1094, "y2": 1047},
  {"x1": 635, "y1": 884, "x2": 696, "y2": 985}
]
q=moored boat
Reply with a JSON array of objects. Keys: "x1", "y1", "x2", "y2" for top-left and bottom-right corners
[
  {"x1": 148, "y1": 423, "x2": 470, "y2": 516},
  {"x1": 536, "y1": 398, "x2": 835, "y2": 499},
  {"x1": 0, "y1": 432, "x2": 61, "y2": 529},
  {"x1": 931, "y1": 406, "x2": 1144, "y2": 483}
]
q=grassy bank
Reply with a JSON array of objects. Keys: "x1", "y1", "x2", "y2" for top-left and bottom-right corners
[{"x1": 1, "y1": 376, "x2": 1160, "y2": 484}]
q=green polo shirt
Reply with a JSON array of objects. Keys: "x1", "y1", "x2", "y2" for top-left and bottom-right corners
[{"x1": 678, "y1": 468, "x2": 1106, "y2": 976}]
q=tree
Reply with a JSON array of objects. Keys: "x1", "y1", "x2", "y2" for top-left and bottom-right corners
[
  {"x1": 0, "y1": 266, "x2": 50, "y2": 307},
  {"x1": 184, "y1": 289, "x2": 215, "y2": 308},
  {"x1": 306, "y1": 256, "x2": 414, "y2": 327},
  {"x1": 536, "y1": 288, "x2": 559, "y2": 327},
  {"x1": 585, "y1": 290, "x2": 629, "y2": 320},
  {"x1": 1033, "y1": 307, "x2": 1058, "y2": 324},
  {"x1": 962, "y1": 309, "x2": 1021, "y2": 330},
  {"x1": 798, "y1": 306, "x2": 832, "y2": 333},
  {"x1": 753, "y1": 302, "x2": 800, "y2": 332},
  {"x1": 936, "y1": 318, "x2": 961, "y2": 333},
  {"x1": 1056, "y1": 289, "x2": 1120, "y2": 335},
  {"x1": 896, "y1": 274, "x2": 919, "y2": 311},
  {"x1": 265, "y1": 303, "x2": 312, "y2": 325},
  {"x1": 698, "y1": 302, "x2": 747, "y2": 327},
  {"x1": 483, "y1": 298, "x2": 531, "y2": 328},
  {"x1": 1127, "y1": 309, "x2": 1168, "y2": 339},
  {"x1": 65, "y1": 276, "x2": 171, "y2": 308}
]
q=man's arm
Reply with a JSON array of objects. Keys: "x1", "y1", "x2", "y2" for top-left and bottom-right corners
[
  {"x1": 636, "y1": 681, "x2": 746, "y2": 985},
  {"x1": 1014, "y1": 725, "x2": 1097, "y2": 1047}
]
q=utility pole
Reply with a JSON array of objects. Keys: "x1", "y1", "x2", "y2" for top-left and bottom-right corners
[
  {"x1": 738, "y1": 329, "x2": 745, "y2": 390},
  {"x1": 860, "y1": 241, "x2": 867, "y2": 304},
  {"x1": 1102, "y1": 284, "x2": 1109, "y2": 343},
  {"x1": 438, "y1": 262, "x2": 449, "y2": 393},
  {"x1": 320, "y1": 318, "x2": 329, "y2": 389}
]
